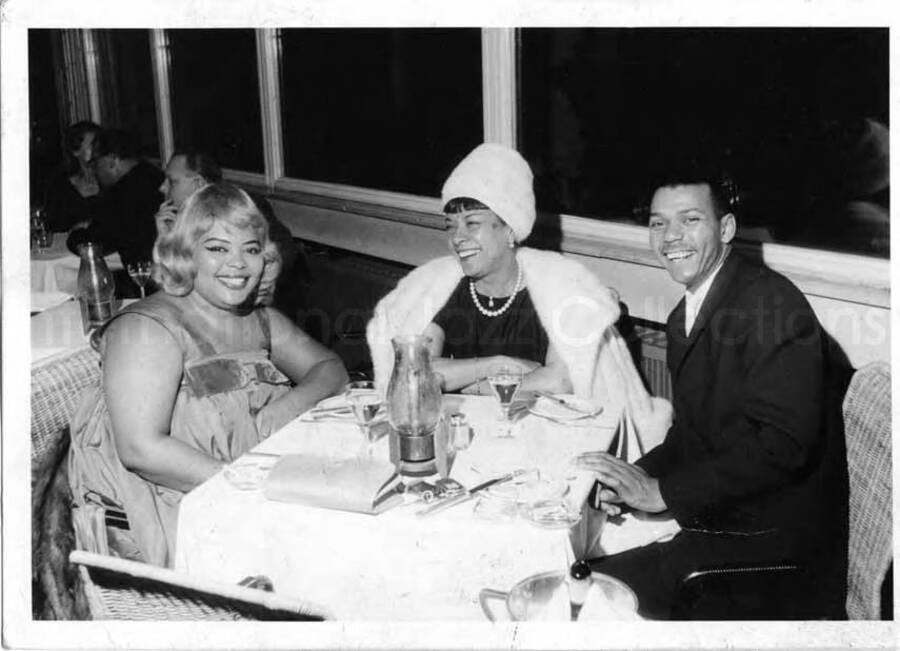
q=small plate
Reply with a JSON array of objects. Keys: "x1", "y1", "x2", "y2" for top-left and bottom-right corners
[
  {"x1": 523, "y1": 499, "x2": 583, "y2": 529},
  {"x1": 316, "y1": 395, "x2": 350, "y2": 410},
  {"x1": 529, "y1": 395, "x2": 602, "y2": 422},
  {"x1": 301, "y1": 394, "x2": 355, "y2": 422},
  {"x1": 485, "y1": 477, "x2": 568, "y2": 506}
]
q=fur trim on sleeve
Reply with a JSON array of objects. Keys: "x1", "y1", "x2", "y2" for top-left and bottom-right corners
[
  {"x1": 365, "y1": 247, "x2": 673, "y2": 456},
  {"x1": 366, "y1": 256, "x2": 463, "y2": 393},
  {"x1": 518, "y1": 248, "x2": 672, "y2": 458}
]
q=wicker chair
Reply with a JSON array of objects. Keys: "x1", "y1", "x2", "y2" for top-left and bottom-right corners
[
  {"x1": 843, "y1": 361, "x2": 892, "y2": 620},
  {"x1": 672, "y1": 360, "x2": 892, "y2": 620},
  {"x1": 31, "y1": 347, "x2": 102, "y2": 618},
  {"x1": 70, "y1": 551, "x2": 332, "y2": 621},
  {"x1": 31, "y1": 348, "x2": 101, "y2": 540}
]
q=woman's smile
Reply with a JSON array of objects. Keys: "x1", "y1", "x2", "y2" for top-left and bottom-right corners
[{"x1": 215, "y1": 275, "x2": 250, "y2": 290}]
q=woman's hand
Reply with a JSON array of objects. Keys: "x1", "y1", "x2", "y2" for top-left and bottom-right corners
[{"x1": 256, "y1": 257, "x2": 282, "y2": 306}]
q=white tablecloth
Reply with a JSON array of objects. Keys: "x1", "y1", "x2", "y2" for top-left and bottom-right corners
[
  {"x1": 31, "y1": 238, "x2": 122, "y2": 295},
  {"x1": 175, "y1": 395, "x2": 679, "y2": 621},
  {"x1": 31, "y1": 298, "x2": 136, "y2": 365},
  {"x1": 31, "y1": 299, "x2": 89, "y2": 365}
]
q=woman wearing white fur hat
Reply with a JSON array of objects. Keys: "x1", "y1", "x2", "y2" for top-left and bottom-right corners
[{"x1": 367, "y1": 143, "x2": 671, "y2": 455}]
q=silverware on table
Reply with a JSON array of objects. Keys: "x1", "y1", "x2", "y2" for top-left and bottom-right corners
[
  {"x1": 415, "y1": 470, "x2": 526, "y2": 518},
  {"x1": 309, "y1": 405, "x2": 353, "y2": 416},
  {"x1": 534, "y1": 391, "x2": 604, "y2": 419}
]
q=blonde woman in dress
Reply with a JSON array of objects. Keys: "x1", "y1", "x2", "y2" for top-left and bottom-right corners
[{"x1": 68, "y1": 183, "x2": 347, "y2": 567}]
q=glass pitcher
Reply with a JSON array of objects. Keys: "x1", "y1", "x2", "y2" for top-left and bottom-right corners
[{"x1": 386, "y1": 334, "x2": 443, "y2": 471}]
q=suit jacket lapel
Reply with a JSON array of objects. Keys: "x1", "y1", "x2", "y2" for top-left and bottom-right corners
[
  {"x1": 670, "y1": 251, "x2": 744, "y2": 381},
  {"x1": 667, "y1": 298, "x2": 689, "y2": 375}
]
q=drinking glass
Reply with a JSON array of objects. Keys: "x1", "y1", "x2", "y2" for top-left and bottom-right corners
[
  {"x1": 345, "y1": 380, "x2": 383, "y2": 445},
  {"x1": 35, "y1": 225, "x2": 53, "y2": 253},
  {"x1": 126, "y1": 261, "x2": 152, "y2": 298},
  {"x1": 31, "y1": 210, "x2": 52, "y2": 254},
  {"x1": 487, "y1": 364, "x2": 524, "y2": 437}
]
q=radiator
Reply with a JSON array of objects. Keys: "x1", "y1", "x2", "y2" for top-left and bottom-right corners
[{"x1": 634, "y1": 325, "x2": 673, "y2": 402}]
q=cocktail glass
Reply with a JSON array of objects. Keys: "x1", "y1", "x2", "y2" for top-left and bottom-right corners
[
  {"x1": 126, "y1": 261, "x2": 152, "y2": 299},
  {"x1": 345, "y1": 380, "x2": 383, "y2": 446},
  {"x1": 487, "y1": 364, "x2": 524, "y2": 437}
]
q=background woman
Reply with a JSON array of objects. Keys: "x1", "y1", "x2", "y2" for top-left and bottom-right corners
[
  {"x1": 67, "y1": 183, "x2": 348, "y2": 567},
  {"x1": 43, "y1": 120, "x2": 101, "y2": 232}
]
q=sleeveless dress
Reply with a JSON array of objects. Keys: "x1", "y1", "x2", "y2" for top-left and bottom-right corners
[{"x1": 67, "y1": 293, "x2": 293, "y2": 567}]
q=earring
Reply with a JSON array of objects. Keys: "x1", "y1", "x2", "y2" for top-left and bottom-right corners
[{"x1": 507, "y1": 236, "x2": 515, "y2": 248}]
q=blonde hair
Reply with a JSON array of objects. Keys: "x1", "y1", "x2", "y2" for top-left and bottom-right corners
[{"x1": 152, "y1": 183, "x2": 280, "y2": 296}]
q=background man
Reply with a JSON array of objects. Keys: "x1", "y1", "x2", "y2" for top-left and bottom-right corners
[
  {"x1": 155, "y1": 150, "x2": 308, "y2": 313},
  {"x1": 580, "y1": 163, "x2": 849, "y2": 619},
  {"x1": 66, "y1": 128, "x2": 164, "y2": 271}
]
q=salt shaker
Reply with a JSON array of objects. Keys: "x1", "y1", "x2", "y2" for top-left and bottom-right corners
[{"x1": 448, "y1": 413, "x2": 471, "y2": 450}]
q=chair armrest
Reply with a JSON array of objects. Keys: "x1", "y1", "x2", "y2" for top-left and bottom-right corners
[{"x1": 672, "y1": 562, "x2": 811, "y2": 620}]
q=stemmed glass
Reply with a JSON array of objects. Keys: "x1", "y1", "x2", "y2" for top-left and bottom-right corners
[
  {"x1": 126, "y1": 261, "x2": 152, "y2": 299},
  {"x1": 345, "y1": 380, "x2": 383, "y2": 446},
  {"x1": 487, "y1": 364, "x2": 524, "y2": 437}
]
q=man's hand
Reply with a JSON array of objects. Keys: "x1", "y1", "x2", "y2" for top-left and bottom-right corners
[
  {"x1": 574, "y1": 451, "x2": 667, "y2": 514},
  {"x1": 255, "y1": 257, "x2": 282, "y2": 306},
  {"x1": 155, "y1": 200, "x2": 178, "y2": 237}
]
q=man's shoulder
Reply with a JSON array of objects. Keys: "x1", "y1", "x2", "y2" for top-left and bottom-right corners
[
  {"x1": 119, "y1": 159, "x2": 164, "y2": 189},
  {"x1": 725, "y1": 252, "x2": 810, "y2": 310}
]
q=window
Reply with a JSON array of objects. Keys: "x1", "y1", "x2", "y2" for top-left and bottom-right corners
[
  {"x1": 279, "y1": 28, "x2": 483, "y2": 196},
  {"x1": 168, "y1": 29, "x2": 264, "y2": 171},
  {"x1": 28, "y1": 29, "x2": 63, "y2": 204},
  {"x1": 101, "y1": 30, "x2": 159, "y2": 159},
  {"x1": 519, "y1": 28, "x2": 889, "y2": 257}
]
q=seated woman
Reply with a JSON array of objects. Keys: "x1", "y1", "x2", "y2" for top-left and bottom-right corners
[
  {"x1": 368, "y1": 143, "x2": 670, "y2": 448},
  {"x1": 43, "y1": 120, "x2": 101, "y2": 232},
  {"x1": 67, "y1": 183, "x2": 348, "y2": 567}
]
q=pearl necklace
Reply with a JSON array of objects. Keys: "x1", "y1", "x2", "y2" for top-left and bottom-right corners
[{"x1": 469, "y1": 264, "x2": 523, "y2": 318}]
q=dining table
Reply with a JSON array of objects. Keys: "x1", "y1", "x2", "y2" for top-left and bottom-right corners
[
  {"x1": 175, "y1": 394, "x2": 680, "y2": 621},
  {"x1": 30, "y1": 236, "x2": 122, "y2": 295}
]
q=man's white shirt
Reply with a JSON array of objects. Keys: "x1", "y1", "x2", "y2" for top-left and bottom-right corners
[{"x1": 684, "y1": 253, "x2": 729, "y2": 335}]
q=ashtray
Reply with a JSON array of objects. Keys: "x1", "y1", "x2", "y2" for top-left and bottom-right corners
[
  {"x1": 485, "y1": 477, "x2": 568, "y2": 506},
  {"x1": 522, "y1": 498, "x2": 582, "y2": 529},
  {"x1": 224, "y1": 454, "x2": 279, "y2": 490}
]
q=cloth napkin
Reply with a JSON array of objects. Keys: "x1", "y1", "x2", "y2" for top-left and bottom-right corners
[
  {"x1": 263, "y1": 454, "x2": 402, "y2": 515},
  {"x1": 568, "y1": 409, "x2": 681, "y2": 560}
]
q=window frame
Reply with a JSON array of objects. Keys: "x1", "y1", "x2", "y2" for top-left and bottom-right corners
[{"x1": 99, "y1": 27, "x2": 889, "y2": 314}]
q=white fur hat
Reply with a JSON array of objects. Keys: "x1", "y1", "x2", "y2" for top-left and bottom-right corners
[{"x1": 441, "y1": 143, "x2": 536, "y2": 242}]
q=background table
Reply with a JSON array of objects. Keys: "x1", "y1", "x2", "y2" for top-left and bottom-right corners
[
  {"x1": 31, "y1": 299, "x2": 90, "y2": 365},
  {"x1": 31, "y1": 298, "x2": 136, "y2": 365},
  {"x1": 31, "y1": 237, "x2": 122, "y2": 295},
  {"x1": 176, "y1": 395, "x2": 678, "y2": 621}
]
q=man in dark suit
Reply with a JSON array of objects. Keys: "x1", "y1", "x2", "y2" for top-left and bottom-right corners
[
  {"x1": 67, "y1": 128, "x2": 164, "y2": 269},
  {"x1": 581, "y1": 167, "x2": 849, "y2": 619}
]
